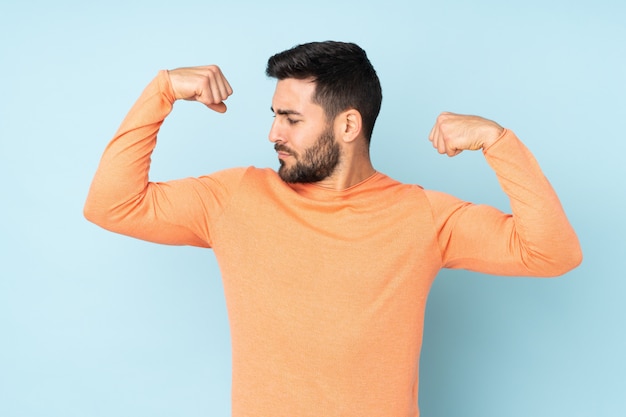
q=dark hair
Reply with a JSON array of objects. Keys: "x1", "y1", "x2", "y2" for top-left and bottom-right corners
[{"x1": 266, "y1": 41, "x2": 382, "y2": 143}]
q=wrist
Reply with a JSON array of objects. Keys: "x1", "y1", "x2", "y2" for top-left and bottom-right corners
[
  {"x1": 482, "y1": 124, "x2": 505, "y2": 150},
  {"x1": 483, "y1": 127, "x2": 508, "y2": 152},
  {"x1": 160, "y1": 70, "x2": 177, "y2": 104}
]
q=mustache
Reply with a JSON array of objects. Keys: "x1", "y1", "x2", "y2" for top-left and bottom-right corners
[{"x1": 274, "y1": 143, "x2": 295, "y2": 155}]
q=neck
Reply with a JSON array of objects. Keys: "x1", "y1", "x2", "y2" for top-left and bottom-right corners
[{"x1": 315, "y1": 152, "x2": 376, "y2": 190}]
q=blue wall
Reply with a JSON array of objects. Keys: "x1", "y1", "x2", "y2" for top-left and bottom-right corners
[{"x1": 1, "y1": 1, "x2": 624, "y2": 416}]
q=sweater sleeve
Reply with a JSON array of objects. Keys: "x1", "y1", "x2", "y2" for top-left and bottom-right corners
[
  {"x1": 84, "y1": 70, "x2": 244, "y2": 247},
  {"x1": 425, "y1": 129, "x2": 582, "y2": 277}
]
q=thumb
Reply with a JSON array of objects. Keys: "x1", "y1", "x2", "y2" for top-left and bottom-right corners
[{"x1": 206, "y1": 102, "x2": 228, "y2": 113}]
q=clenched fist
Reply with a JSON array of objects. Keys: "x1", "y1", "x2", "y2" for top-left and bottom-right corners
[
  {"x1": 429, "y1": 112, "x2": 504, "y2": 157},
  {"x1": 167, "y1": 65, "x2": 233, "y2": 113}
]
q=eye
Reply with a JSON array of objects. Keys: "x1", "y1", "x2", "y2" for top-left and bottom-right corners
[{"x1": 287, "y1": 118, "x2": 300, "y2": 125}]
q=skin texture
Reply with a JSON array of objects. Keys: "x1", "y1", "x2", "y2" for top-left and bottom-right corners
[
  {"x1": 429, "y1": 111, "x2": 504, "y2": 156},
  {"x1": 167, "y1": 65, "x2": 505, "y2": 189},
  {"x1": 168, "y1": 65, "x2": 233, "y2": 112}
]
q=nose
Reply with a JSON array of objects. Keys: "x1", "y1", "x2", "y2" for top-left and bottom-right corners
[{"x1": 268, "y1": 118, "x2": 283, "y2": 144}]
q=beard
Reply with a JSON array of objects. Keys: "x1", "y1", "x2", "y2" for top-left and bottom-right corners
[{"x1": 275, "y1": 127, "x2": 341, "y2": 183}]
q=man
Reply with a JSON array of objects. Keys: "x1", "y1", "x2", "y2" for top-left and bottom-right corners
[{"x1": 84, "y1": 41, "x2": 582, "y2": 416}]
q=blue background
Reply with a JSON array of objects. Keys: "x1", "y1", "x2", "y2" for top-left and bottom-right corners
[{"x1": 1, "y1": 1, "x2": 624, "y2": 416}]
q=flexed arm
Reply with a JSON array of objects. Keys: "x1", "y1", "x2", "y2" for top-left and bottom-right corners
[
  {"x1": 426, "y1": 112, "x2": 582, "y2": 277},
  {"x1": 84, "y1": 66, "x2": 234, "y2": 246}
]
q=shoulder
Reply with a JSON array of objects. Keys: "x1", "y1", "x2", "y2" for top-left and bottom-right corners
[
  {"x1": 374, "y1": 172, "x2": 468, "y2": 216},
  {"x1": 363, "y1": 172, "x2": 438, "y2": 213},
  {"x1": 371, "y1": 172, "x2": 426, "y2": 197}
]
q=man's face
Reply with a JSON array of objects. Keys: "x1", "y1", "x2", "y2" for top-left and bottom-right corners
[{"x1": 269, "y1": 78, "x2": 341, "y2": 183}]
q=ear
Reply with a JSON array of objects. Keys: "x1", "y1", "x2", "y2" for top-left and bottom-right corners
[{"x1": 335, "y1": 108, "x2": 363, "y2": 144}]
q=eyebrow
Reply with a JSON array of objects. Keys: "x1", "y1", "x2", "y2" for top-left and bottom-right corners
[{"x1": 270, "y1": 107, "x2": 303, "y2": 116}]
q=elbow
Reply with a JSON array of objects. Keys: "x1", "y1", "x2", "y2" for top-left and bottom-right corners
[
  {"x1": 556, "y1": 233, "x2": 583, "y2": 276},
  {"x1": 83, "y1": 194, "x2": 120, "y2": 231},
  {"x1": 569, "y1": 240, "x2": 583, "y2": 270},
  {"x1": 534, "y1": 238, "x2": 583, "y2": 278},
  {"x1": 83, "y1": 178, "x2": 136, "y2": 230},
  {"x1": 84, "y1": 179, "x2": 112, "y2": 228},
  {"x1": 83, "y1": 198, "x2": 107, "y2": 228},
  {"x1": 560, "y1": 241, "x2": 583, "y2": 276},
  {"x1": 84, "y1": 204, "x2": 97, "y2": 224},
  {"x1": 84, "y1": 181, "x2": 147, "y2": 233},
  {"x1": 549, "y1": 251, "x2": 582, "y2": 278}
]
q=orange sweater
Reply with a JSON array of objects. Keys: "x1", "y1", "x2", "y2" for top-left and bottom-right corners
[{"x1": 85, "y1": 71, "x2": 582, "y2": 417}]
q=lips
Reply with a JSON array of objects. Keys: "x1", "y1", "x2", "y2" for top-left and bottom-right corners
[{"x1": 274, "y1": 144, "x2": 294, "y2": 158}]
